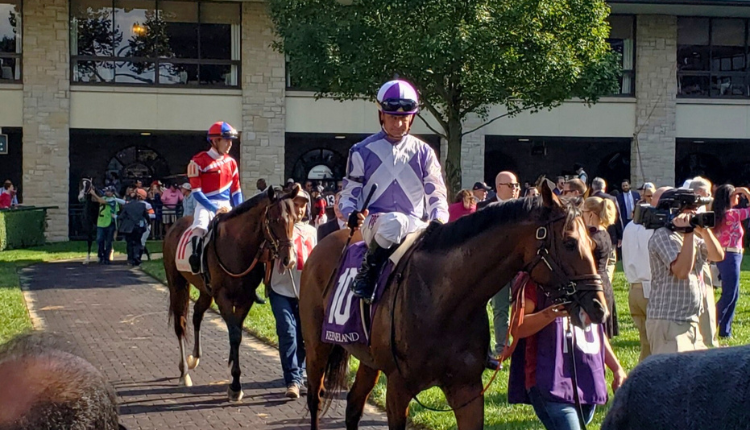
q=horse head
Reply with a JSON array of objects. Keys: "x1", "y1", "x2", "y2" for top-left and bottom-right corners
[
  {"x1": 522, "y1": 181, "x2": 609, "y2": 328},
  {"x1": 78, "y1": 178, "x2": 93, "y2": 202},
  {"x1": 263, "y1": 184, "x2": 301, "y2": 270}
]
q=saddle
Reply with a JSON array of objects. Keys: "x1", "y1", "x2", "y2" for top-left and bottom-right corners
[{"x1": 175, "y1": 218, "x2": 218, "y2": 277}]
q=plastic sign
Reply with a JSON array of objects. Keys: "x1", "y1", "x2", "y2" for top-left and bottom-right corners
[{"x1": 0, "y1": 135, "x2": 7, "y2": 155}]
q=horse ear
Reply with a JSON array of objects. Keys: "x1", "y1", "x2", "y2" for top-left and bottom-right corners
[
  {"x1": 268, "y1": 185, "x2": 276, "y2": 201},
  {"x1": 541, "y1": 178, "x2": 562, "y2": 208},
  {"x1": 292, "y1": 184, "x2": 301, "y2": 199}
]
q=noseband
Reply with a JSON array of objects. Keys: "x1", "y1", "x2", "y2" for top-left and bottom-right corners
[
  {"x1": 522, "y1": 216, "x2": 603, "y2": 303},
  {"x1": 262, "y1": 206, "x2": 294, "y2": 261}
]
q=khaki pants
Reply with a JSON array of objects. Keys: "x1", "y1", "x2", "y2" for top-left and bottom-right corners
[
  {"x1": 606, "y1": 249, "x2": 616, "y2": 287},
  {"x1": 699, "y1": 264, "x2": 718, "y2": 347},
  {"x1": 646, "y1": 319, "x2": 706, "y2": 355},
  {"x1": 628, "y1": 283, "x2": 650, "y2": 361}
]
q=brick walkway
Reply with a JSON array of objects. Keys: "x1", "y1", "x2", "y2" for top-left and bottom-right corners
[{"x1": 20, "y1": 261, "x2": 388, "y2": 429}]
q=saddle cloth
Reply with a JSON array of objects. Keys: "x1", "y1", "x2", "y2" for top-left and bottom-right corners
[
  {"x1": 175, "y1": 227, "x2": 213, "y2": 274},
  {"x1": 321, "y1": 230, "x2": 423, "y2": 346}
]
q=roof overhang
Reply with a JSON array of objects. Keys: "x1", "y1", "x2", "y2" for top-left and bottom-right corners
[{"x1": 610, "y1": 0, "x2": 750, "y2": 17}]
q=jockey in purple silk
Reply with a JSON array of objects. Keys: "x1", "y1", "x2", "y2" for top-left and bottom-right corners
[{"x1": 340, "y1": 80, "x2": 449, "y2": 303}]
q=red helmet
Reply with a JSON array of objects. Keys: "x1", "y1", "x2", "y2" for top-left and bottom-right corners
[{"x1": 207, "y1": 122, "x2": 239, "y2": 141}]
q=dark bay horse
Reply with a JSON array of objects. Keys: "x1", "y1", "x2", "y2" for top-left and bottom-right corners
[
  {"x1": 300, "y1": 183, "x2": 608, "y2": 429},
  {"x1": 77, "y1": 178, "x2": 100, "y2": 264},
  {"x1": 163, "y1": 186, "x2": 299, "y2": 402}
]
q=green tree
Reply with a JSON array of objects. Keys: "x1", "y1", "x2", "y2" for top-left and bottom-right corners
[{"x1": 268, "y1": 0, "x2": 620, "y2": 196}]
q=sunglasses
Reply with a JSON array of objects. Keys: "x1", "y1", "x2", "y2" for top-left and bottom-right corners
[
  {"x1": 379, "y1": 98, "x2": 418, "y2": 113},
  {"x1": 498, "y1": 183, "x2": 520, "y2": 189}
]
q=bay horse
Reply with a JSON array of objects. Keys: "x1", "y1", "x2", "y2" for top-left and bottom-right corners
[
  {"x1": 77, "y1": 178, "x2": 100, "y2": 264},
  {"x1": 163, "y1": 186, "x2": 299, "y2": 402},
  {"x1": 300, "y1": 183, "x2": 608, "y2": 429}
]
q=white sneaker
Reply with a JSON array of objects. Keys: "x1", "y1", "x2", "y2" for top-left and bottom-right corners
[{"x1": 285, "y1": 383, "x2": 300, "y2": 399}]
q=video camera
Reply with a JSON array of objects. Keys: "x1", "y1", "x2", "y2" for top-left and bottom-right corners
[{"x1": 632, "y1": 188, "x2": 715, "y2": 232}]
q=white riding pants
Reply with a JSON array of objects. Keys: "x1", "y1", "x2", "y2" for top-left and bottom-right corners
[
  {"x1": 362, "y1": 212, "x2": 427, "y2": 249},
  {"x1": 190, "y1": 200, "x2": 232, "y2": 234}
]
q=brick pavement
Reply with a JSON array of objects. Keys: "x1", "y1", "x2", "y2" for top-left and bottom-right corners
[{"x1": 20, "y1": 261, "x2": 389, "y2": 429}]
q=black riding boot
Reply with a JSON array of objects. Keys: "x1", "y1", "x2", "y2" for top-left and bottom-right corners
[
  {"x1": 189, "y1": 236, "x2": 202, "y2": 273},
  {"x1": 350, "y1": 242, "x2": 393, "y2": 304}
]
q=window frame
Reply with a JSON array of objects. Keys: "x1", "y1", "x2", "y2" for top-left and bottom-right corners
[
  {"x1": 69, "y1": 0, "x2": 241, "y2": 89},
  {"x1": 677, "y1": 17, "x2": 750, "y2": 99},
  {"x1": 0, "y1": 0, "x2": 22, "y2": 84},
  {"x1": 606, "y1": 14, "x2": 637, "y2": 97}
]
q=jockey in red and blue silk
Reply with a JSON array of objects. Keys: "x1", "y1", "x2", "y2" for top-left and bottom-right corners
[{"x1": 187, "y1": 121, "x2": 243, "y2": 271}]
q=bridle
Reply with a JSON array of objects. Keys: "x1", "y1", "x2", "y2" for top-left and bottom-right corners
[
  {"x1": 522, "y1": 213, "x2": 603, "y2": 304},
  {"x1": 213, "y1": 202, "x2": 294, "y2": 279}
]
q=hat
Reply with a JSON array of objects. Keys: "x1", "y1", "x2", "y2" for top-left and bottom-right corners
[
  {"x1": 295, "y1": 190, "x2": 310, "y2": 202},
  {"x1": 136, "y1": 189, "x2": 147, "y2": 199},
  {"x1": 151, "y1": 180, "x2": 162, "y2": 186},
  {"x1": 286, "y1": 178, "x2": 295, "y2": 184},
  {"x1": 472, "y1": 181, "x2": 491, "y2": 191},
  {"x1": 181, "y1": 183, "x2": 191, "y2": 191},
  {"x1": 104, "y1": 186, "x2": 115, "y2": 193},
  {"x1": 315, "y1": 185, "x2": 324, "y2": 193},
  {"x1": 639, "y1": 182, "x2": 656, "y2": 191}
]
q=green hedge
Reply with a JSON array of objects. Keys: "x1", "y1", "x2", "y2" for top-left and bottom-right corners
[{"x1": 0, "y1": 209, "x2": 47, "y2": 251}]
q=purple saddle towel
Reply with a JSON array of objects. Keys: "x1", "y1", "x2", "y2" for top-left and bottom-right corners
[{"x1": 321, "y1": 241, "x2": 392, "y2": 346}]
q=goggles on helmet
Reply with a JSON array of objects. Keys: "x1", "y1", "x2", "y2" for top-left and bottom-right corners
[{"x1": 379, "y1": 98, "x2": 418, "y2": 114}]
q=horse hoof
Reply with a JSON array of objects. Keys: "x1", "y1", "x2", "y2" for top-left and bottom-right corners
[
  {"x1": 179, "y1": 374, "x2": 193, "y2": 387},
  {"x1": 187, "y1": 355, "x2": 200, "y2": 370},
  {"x1": 227, "y1": 387, "x2": 244, "y2": 403}
]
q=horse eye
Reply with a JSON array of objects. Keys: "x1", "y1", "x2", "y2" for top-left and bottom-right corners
[{"x1": 563, "y1": 239, "x2": 578, "y2": 250}]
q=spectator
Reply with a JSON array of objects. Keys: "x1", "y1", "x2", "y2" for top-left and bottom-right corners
[
  {"x1": 0, "y1": 333, "x2": 122, "y2": 430},
  {"x1": 310, "y1": 186, "x2": 328, "y2": 228},
  {"x1": 160, "y1": 182, "x2": 183, "y2": 233},
  {"x1": 181, "y1": 183, "x2": 196, "y2": 219},
  {"x1": 284, "y1": 178, "x2": 295, "y2": 193},
  {"x1": 638, "y1": 183, "x2": 656, "y2": 206},
  {"x1": 0, "y1": 183, "x2": 15, "y2": 209},
  {"x1": 553, "y1": 176, "x2": 565, "y2": 196},
  {"x1": 562, "y1": 178, "x2": 587, "y2": 197},
  {"x1": 617, "y1": 179, "x2": 640, "y2": 227},
  {"x1": 590, "y1": 177, "x2": 621, "y2": 290},
  {"x1": 448, "y1": 189, "x2": 477, "y2": 222},
  {"x1": 574, "y1": 162, "x2": 588, "y2": 185},
  {"x1": 521, "y1": 181, "x2": 532, "y2": 197},
  {"x1": 527, "y1": 187, "x2": 539, "y2": 198},
  {"x1": 3, "y1": 180, "x2": 18, "y2": 206},
  {"x1": 256, "y1": 178, "x2": 268, "y2": 195},
  {"x1": 89, "y1": 186, "x2": 125, "y2": 265},
  {"x1": 508, "y1": 277, "x2": 627, "y2": 430},
  {"x1": 147, "y1": 181, "x2": 163, "y2": 239},
  {"x1": 712, "y1": 184, "x2": 750, "y2": 340},
  {"x1": 317, "y1": 192, "x2": 346, "y2": 242},
  {"x1": 268, "y1": 192, "x2": 316, "y2": 399},
  {"x1": 646, "y1": 188, "x2": 723, "y2": 355},
  {"x1": 583, "y1": 196, "x2": 620, "y2": 338},
  {"x1": 118, "y1": 189, "x2": 151, "y2": 267},
  {"x1": 471, "y1": 181, "x2": 491, "y2": 203},
  {"x1": 304, "y1": 180, "x2": 313, "y2": 194}
]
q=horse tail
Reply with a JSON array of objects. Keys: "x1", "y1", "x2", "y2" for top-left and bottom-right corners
[{"x1": 321, "y1": 345, "x2": 350, "y2": 414}]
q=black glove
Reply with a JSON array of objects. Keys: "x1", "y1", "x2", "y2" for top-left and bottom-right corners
[{"x1": 348, "y1": 210, "x2": 361, "y2": 229}]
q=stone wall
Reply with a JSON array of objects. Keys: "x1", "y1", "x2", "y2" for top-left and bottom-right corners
[
  {"x1": 22, "y1": 0, "x2": 70, "y2": 241},
  {"x1": 460, "y1": 116, "x2": 485, "y2": 189},
  {"x1": 241, "y1": 3, "x2": 286, "y2": 191},
  {"x1": 633, "y1": 15, "x2": 678, "y2": 187}
]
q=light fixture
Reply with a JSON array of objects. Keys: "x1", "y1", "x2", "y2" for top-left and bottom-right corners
[
  {"x1": 519, "y1": 138, "x2": 530, "y2": 142},
  {"x1": 141, "y1": 132, "x2": 151, "y2": 136},
  {"x1": 335, "y1": 135, "x2": 346, "y2": 139},
  {"x1": 132, "y1": 23, "x2": 146, "y2": 36},
  {"x1": 694, "y1": 140, "x2": 704, "y2": 143}
]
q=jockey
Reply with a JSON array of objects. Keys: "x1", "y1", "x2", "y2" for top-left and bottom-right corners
[
  {"x1": 187, "y1": 121, "x2": 243, "y2": 273},
  {"x1": 341, "y1": 79, "x2": 449, "y2": 303}
]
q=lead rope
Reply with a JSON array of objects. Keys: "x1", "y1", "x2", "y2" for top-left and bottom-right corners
[{"x1": 566, "y1": 317, "x2": 587, "y2": 430}]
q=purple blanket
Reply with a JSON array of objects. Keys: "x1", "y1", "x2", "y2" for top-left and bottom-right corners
[{"x1": 321, "y1": 241, "x2": 391, "y2": 346}]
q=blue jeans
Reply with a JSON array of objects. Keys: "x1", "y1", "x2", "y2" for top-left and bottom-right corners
[
  {"x1": 269, "y1": 290, "x2": 306, "y2": 386},
  {"x1": 716, "y1": 251, "x2": 743, "y2": 337},
  {"x1": 96, "y1": 224, "x2": 115, "y2": 262},
  {"x1": 528, "y1": 387, "x2": 596, "y2": 430}
]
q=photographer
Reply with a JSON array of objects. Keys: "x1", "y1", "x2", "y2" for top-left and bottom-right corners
[{"x1": 646, "y1": 189, "x2": 724, "y2": 355}]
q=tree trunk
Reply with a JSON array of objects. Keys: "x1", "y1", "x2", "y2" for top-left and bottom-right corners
[{"x1": 443, "y1": 116, "x2": 463, "y2": 201}]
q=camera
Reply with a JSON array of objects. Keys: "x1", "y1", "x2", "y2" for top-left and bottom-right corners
[{"x1": 632, "y1": 188, "x2": 715, "y2": 231}]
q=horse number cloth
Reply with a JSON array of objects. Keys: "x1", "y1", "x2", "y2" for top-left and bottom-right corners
[
  {"x1": 176, "y1": 227, "x2": 202, "y2": 273},
  {"x1": 322, "y1": 241, "x2": 392, "y2": 345}
]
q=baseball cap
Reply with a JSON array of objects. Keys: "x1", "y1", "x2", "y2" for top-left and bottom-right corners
[
  {"x1": 104, "y1": 186, "x2": 115, "y2": 193},
  {"x1": 181, "y1": 183, "x2": 191, "y2": 191},
  {"x1": 638, "y1": 182, "x2": 655, "y2": 191},
  {"x1": 472, "y1": 181, "x2": 491, "y2": 191},
  {"x1": 286, "y1": 178, "x2": 295, "y2": 184},
  {"x1": 136, "y1": 189, "x2": 147, "y2": 199},
  {"x1": 295, "y1": 190, "x2": 310, "y2": 202}
]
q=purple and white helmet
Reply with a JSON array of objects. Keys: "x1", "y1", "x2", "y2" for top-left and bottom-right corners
[{"x1": 376, "y1": 80, "x2": 420, "y2": 115}]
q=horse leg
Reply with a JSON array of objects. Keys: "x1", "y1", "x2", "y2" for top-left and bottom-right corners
[
  {"x1": 84, "y1": 230, "x2": 93, "y2": 264},
  {"x1": 187, "y1": 291, "x2": 213, "y2": 370},
  {"x1": 443, "y1": 382, "x2": 484, "y2": 430},
  {"x1": 385, "y1": 377, "x2": 412, "y2": 430},
  {"x1": 346, "y1": 364, "x2": 381, "y2": 430},
  {"x1": 218, "y1": 297, "x2": 252, "y2": 402},
  {"x1": 166, "y1": 267, "x2": 192, "y2": 386}
]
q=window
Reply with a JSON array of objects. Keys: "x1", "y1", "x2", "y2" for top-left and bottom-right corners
[
  {"x1": 0, "y1": 0, "x2": 21, "y2": 82},
  {"x1": 678, "y1": 17, "x2": 750, "y2": 97},
  {"x1": 607, "y1": 15, "x2": 635, "y2": 95},
  {"x1": 70, "y1": 0, "x2": 240, "y2": 87}
]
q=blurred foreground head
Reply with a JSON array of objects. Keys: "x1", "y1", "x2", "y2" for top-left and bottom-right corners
[{"x1": 0, "y1": 333, "x2": 122, "y2": 430}]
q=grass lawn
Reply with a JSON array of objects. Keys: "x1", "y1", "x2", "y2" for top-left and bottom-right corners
[
  {"x1": 141, "y1": 257, "x2": 750, "y2": 429},
  {"x1": 0, "y1": 240, "x2": 163, "y2": 344}
]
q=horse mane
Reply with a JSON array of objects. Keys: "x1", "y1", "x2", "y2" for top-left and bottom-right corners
[
  {"x1": 419, "y1": 196, "x2": 579, "y2": 252},
  {"x1": 222, "y1": 189, "x2": 272, "y2": 220}
]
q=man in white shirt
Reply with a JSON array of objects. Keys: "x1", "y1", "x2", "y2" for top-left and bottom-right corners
[{"x1": 268, "y1": 192, "x2": 317, "y2": 399}]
